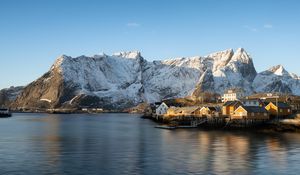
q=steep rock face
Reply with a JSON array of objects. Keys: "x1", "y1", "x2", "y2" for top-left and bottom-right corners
[
  {"x1": 143, "y1": 48, "x2": 258, "y2": 101},
  {"x1": 191, "y1": 69, "x2": 215, "y2": 97},
  {"x1": 11, "y1": 67, "x2": 68, "y2": 109},
  {"x1": 59, "y1": 52, "x2": 145, "y2": 108},
  {"x1": 142, "y1": 56, "x2": 203, "y2": 102},
  {"x1": 11, "y1": 48, "x2": 300, "y2": 110},
  {"x1": 253, "y1": 65, "x2": 300, "y2": 94},
  {"x1": 13, "y1": 52, "x2": 146, "y2": 109},
  {"x1": 0, "y1": 86, "x2": 23, "y2": 107},
  {"x1": 194, "y1": 48, "x2": 257, "y2": 95}
]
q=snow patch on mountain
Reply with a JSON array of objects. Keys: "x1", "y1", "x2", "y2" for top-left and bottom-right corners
[
  {"x1": 55, "y1": 52, "x2": 144, "y2": 106},
  {"x1": 11, "y1": 48, "x2": 300, "y2": 110},
  {"x1": 48, "y1": 48, "x2": 259, "y2": 106}
]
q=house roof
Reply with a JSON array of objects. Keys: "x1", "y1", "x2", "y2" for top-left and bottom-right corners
[
  {"x1": 272, "y1": 102, "x2": 291, "y2": 108},
  {"x1": 241, "y1": 106, "x2": 268, "y2": 113},
  {"x1": 154, "y1": 102, "x2": 169, "y2": 107},
  {"x1": 223, "y1": 101, "x2": 241, "y2": 106},
  {"x1": 241, "y1": 99, "x2": 261, "y2": 103},
  {"x1": 208, "y1": 107, "x2": 217, "y2": 111},
  {"x1": 150, "y1": 104, "x2": 157, "y2": 111},
  {"x1": 169, "y1": 106, "x2": 200, "y2": 114},
  {"x1": 181, "y1": 106, "x2": 201, "y2": 113},
  {"x1": 203, "y1": 106, "x2": 220, "y2": 111},
  {"x1": 262, "y1": 101, "x2": 270, "y2": 106}
]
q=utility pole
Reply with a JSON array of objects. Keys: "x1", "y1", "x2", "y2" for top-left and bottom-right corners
[
  {"x1": 273, "y1": 95, "x2": 279, "y2": 122},
  {"x1": 268, "y1": 95, "x2": 279, "y2": 122},
  {"x1": 276, "y1": 96, "x2": 279, "y2": 121}
]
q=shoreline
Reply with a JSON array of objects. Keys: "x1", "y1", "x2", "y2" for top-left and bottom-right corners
[
  {"x1": 6, "y1": 111, "x2": 300, "y2": 133},
  {"x1": 143, "y1": 114, "x2": 300, "y2": 133},
  {"x1": 10, "y1": 109, "x2": 134, "y2": 114}
]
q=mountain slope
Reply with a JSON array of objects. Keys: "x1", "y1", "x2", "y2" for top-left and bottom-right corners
[
  {"x1": 0, "y1": 86, "x2": 23, "y2": 107},
  {"x1": 253, "y1": 65, "x2": 300, "y2": 94},
  {"x1": 10, "y1": 48, "x2": 300, "y2": 110}
]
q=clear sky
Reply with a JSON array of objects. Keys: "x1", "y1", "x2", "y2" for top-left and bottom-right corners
[{"x1": 1, "y1": 0, "x2": 300, "y2": 89}]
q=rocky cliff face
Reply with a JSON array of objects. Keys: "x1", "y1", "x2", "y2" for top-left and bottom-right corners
[
  {"x1": 12, "y1": 66, "x2": 68, "y2": 109},
  {"x1": 9, "y1": 48, "x2": 300, "y2": 110},
  {"x1": 0, "y1": 86, "x2": 23, "y2": 107}
]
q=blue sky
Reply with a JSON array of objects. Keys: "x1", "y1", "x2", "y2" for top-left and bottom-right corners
[{"x1": 1, "y1": 0, "x2": 300, "y2": 89}]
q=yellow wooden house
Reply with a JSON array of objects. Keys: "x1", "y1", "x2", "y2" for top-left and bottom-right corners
[
  {"x1": 265, "y1": 102, "x2": 292, "y2": 117},
  {"x1": 232, "y1": 106, "x2": 269, "y2": 120},
  {"x1": 222, "y1": 101, "x2": 242, "y2": 116},
  {"x1": 199, "y1": 106, "x2": 220, "y2": 117},
  {"x1": 166, "y1": 106, "x2": 202, "y2": 117}
]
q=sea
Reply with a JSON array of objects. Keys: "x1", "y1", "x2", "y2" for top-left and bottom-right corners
[{"x1": 0, "y1": 113, "x2": 300, "y2": 175}]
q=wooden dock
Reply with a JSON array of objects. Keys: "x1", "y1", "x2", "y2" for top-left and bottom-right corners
[{"x1": 148, "y1": 113, "x2": 277, "y2": 129}]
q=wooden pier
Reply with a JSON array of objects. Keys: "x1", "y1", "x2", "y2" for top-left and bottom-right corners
[{"x1": 148, "y1": 113, "x2": 273, "y2": 129}]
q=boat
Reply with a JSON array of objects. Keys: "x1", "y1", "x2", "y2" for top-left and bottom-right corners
[
  {"x1": 155, "y1": 125, "x2": 199, "y2": 130},
  {"x1": 155, "y1": 125, "x2": 177, "y2": 130},
  {"x1": 155, "y1": 121, "x2": 179, "y2": 130},
  {"x1": 0, "y1": 108, "x2": 12, "y2": 118}
]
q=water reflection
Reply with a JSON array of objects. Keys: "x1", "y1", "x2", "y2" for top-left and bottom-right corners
[
  {"x1": 157, "y1": 130, "x2": 300, "y2": 175},
  {"x1": 41, "y1": 115, "x2": 62, "y2": 168},
  {"x1": 0, "y1": 113, "x2": 300, "y2": 175}
]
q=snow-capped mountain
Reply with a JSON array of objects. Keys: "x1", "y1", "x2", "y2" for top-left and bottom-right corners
[
  {"x1": 253, "y1": 65, "x2": 300, "y2": 94},
  {"x1": 10, "y1": 48, "x2": 300, "y2": 110}
]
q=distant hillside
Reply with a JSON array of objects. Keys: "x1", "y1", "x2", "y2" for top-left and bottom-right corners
[{"x1": 0, "y1": 86, "x2": 23, "y2": 107}]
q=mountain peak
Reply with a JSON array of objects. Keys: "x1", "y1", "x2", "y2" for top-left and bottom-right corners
[
  {"x1": 236, "y1": 47, "x2": 245, "y2": 52},
  {"x1": 206, "y1": 48, "x2": 234, "y2": 59},
  {"x1": 94, "y1": 52, "x2": 107, "y2": 59},
  {"x1": 11, "y1": 47, "x2": 300, "y2": 111},
  {"x1": 51, "y1": 54, "x2": 70, "y2": 71},
  {"x1": 231, "y1": 47, "x2": 252, "y2": 63},
  {"x1": 268, "y1": 65, "x2": 288, "y2": 76},
  {"x1": 112, "y1": 51, "x2": 142, "y2": 59}
]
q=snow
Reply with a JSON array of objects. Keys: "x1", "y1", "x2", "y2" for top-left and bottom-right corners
[
  {"x1": 53, "y1": 52, "x2": 143, "y2": 105},
  {"x1": 47, "y1": 48, "x2": 300, "y2": 107},
  {"x1": 40, "y1": 98, "x2": 51, "y2": 103},
  {"x1": 112, "y1": 51, "x2": 141, "y2": 59},
  {"x1": 269, "y1": 65, "x2": 288, "y2": 76},
  {"x1": 253, "y1": 64, "x2": 300, "y2": 95}
]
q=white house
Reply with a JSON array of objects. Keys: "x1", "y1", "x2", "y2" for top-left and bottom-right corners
[
  {"x1": 155, "y1": 102, "x2": 169, "y2": 115},
  {"x1": 222, "y1": 89, "x2": 244, "y2": 102}
]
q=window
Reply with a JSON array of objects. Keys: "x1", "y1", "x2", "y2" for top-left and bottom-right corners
[{"x1": 280, "y1": 109, "x2": 283, "y2": 113}]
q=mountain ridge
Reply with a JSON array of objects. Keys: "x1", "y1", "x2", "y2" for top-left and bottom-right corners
[{"x1": 3, "y1": 48, "x2": 300, "y2": 110}]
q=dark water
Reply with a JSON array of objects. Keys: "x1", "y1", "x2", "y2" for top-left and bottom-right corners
[{"x1": 0, "y1": 113, "x2": 300, "y2": 175}]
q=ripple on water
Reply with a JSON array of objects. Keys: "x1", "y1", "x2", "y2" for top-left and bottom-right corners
[{"x1": 1, "y1": 113, "x2": 300, "y2": 174}]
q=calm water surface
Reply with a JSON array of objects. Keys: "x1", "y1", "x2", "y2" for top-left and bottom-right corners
[{"x1": 0, "y1": 113, "x2": 300, "y2": 175}]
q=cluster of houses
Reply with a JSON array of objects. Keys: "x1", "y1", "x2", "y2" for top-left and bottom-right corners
[
  {"x1": 149, "y1": 89, "x2": 295, "y2": 121},
  {"x1": 222, "y1": 89, "x2": 293, "y2": 120}
]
